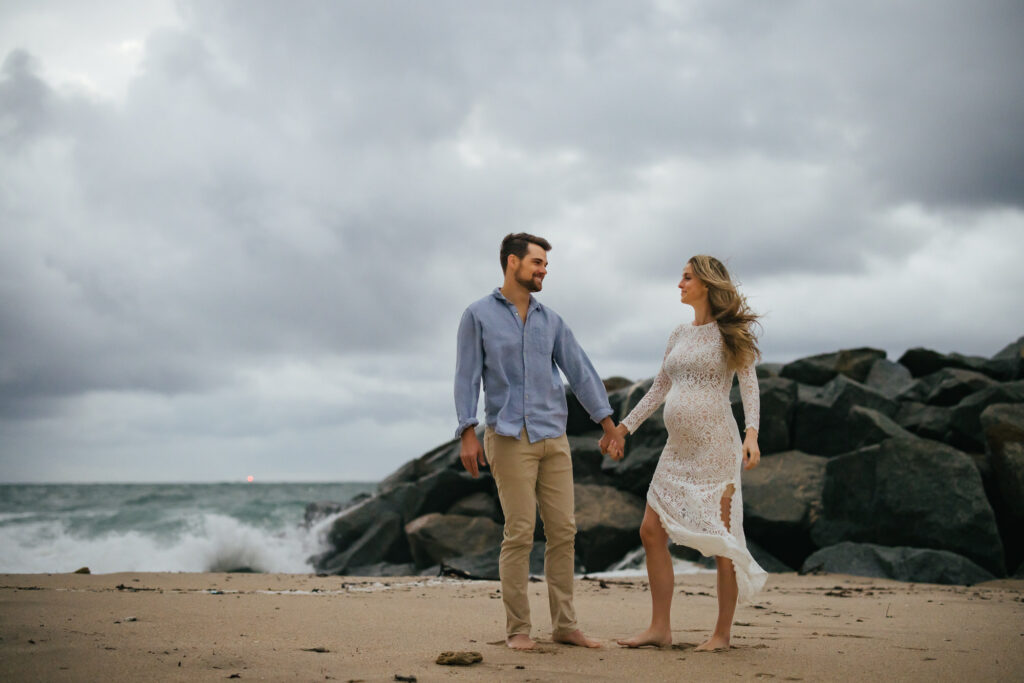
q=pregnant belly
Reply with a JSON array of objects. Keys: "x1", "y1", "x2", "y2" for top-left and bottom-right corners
[{"x1": 664, "y1": 391, "x2": 735, "y2": 438}]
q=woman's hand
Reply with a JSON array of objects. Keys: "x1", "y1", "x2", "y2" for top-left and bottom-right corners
[{"x1": 742, "y1": 428, "x2": 760, "y2": 470}]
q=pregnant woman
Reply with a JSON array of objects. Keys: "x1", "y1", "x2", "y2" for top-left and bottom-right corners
[{"x1": 606, "y1": 254, "x2": 766, "y2": 652}]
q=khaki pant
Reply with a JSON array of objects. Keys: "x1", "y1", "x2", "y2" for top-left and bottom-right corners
[{"x1": 484, "y1": 426, "x2": 577, "y2": 638}]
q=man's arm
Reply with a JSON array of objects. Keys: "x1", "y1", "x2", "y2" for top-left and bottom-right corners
[
  {"x1": 552, "y1": 319, "x2": 623, "y2": 458},
  {"x1": 454, "y1": 309, "x2": 487, "y2": 477}
]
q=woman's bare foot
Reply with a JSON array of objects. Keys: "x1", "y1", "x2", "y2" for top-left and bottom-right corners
[
  {"x1": 616, "y1": 627, "x2": 672, "y2": 648},
  {"x1": 506, "y1": 634, "x2": 536, "y2": 650},
  {"x1": 694, "y1": 634, "x2": 730, "y2": 651},
  {"x1": 553, "y1": 629, "x2": 602, "y2": 648}
]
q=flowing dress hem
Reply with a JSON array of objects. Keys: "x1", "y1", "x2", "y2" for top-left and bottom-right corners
[{"x1": 648, "y1": 486, "x2": 767, "y2": 604}]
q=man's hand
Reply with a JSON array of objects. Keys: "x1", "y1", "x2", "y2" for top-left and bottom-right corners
[
  {"x1": 460, "y1": 428, "x2": 488, "y2": 478},
  {"x1": 599, "y1": 418, "x2": 627, "y2": 461},
  {"x1": 742, "y1": 428, "x2": 760, "y2": 470}
]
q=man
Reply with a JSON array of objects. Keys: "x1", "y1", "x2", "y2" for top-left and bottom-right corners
[{"x1": 454, "y1": 232, "x2": 625, "y2": 650}]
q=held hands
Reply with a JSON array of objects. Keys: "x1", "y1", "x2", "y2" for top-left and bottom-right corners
[
  {"x1": 459, "y1": 429, "x2": 488, "y2": 478},
  {"x1": 599, "y1": 420, "x2": 628, "y2": 461},
  {"x1": 742, "y1": 428, "x2": 761, "y2": 470}
]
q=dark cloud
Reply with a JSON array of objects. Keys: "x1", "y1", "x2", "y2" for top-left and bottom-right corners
[{"x1": 1, "y1": 1, "x2": 1022, "y2": 480}]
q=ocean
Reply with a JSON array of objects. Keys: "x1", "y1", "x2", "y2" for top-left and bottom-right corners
[{"x1": 0, "y1": 482, "x2": 376, "y2": 575}]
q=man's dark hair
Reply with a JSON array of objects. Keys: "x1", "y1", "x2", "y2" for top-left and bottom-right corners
[{"x1": 500, "y1": 233, "x2": 552, "y2": 273}]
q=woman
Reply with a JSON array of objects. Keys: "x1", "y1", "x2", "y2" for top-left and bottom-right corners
[{"x1": 604, "y1": 254, "x2": 765, "y2": 651}]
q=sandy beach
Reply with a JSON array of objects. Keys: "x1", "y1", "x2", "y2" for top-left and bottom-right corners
[{"x1": 2, "y1": 572, "x2": 1022, "y2": 682}]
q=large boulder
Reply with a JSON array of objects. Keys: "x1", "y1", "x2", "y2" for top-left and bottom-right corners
[
  {"x1": 863, "y1": 358, "x2": 915, "y2": 399},
  {"x1": 447, "y1": 492, "x2": 502, "y2": 522},
  {"x1": 801, "y1": 542, "x2": 996, "y2": 585},
  {"x1": 311, "y1": 496, "x2": 410, "y2": 574},
  {"x1": 442, "y1": 542, "x2": 552, "y2": 581},
  {"x1": 781, "y1": 348, "x2": 887, "y2": 386},
  {"x1": 601, "y1": 443, "x2": 662, "y2": 497},
  {"x1": 899, "y1": 368, "x2": 998, "y2": 406},
  {"x1": 898, "y1": 347, "x2": 1015, "y2": 381},
  {"x1": 303, "y1": 493, "x2": 371, "y2": 526},
  {"x1": 810, "y1": 437, "x2": 1005, "y2": 575},
  {"x1": 731, "y1": 376, "x2": 798, "y2": 454},
  {"x1": 950, "y1": 381, "x2": 1024, "y2": 452},
  {"x1": 568, "y1": 433, "x2": 612, "y2": 485},
  {"x1": 981, "y1": 404, "x2": 1024, "y2": 570},
  {"x1": 404, "y1": 513, "x2": 503, "y2": 568},
  {"x1": 565, "y1": 378, "x2": 633, "y2": 436},
  {"x1": 793, "y1": 375, "x2": 906, "y2": 456},
  {"x1": 894, "y1": 402, "x2": 953, "y2": 443},
  {"x1": 741, "y1": 451, "x2": 826, "y2": 568},
  {"x1": 991, "y1": 336, "x2": 1024, "y2": 380},
  {"x1": 377, "y1": 436, "x2": 466, "y2": 493},
  {"x1": 574, "y1": 483, "x2": 646, "y2": 572}
]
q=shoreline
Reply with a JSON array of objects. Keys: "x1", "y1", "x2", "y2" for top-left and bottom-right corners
[{"x1": 2, "y1": 572, "x2": 1022, "y2": 681}]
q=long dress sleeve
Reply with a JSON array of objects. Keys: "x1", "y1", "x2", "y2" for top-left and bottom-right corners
[
  {"x1": 736, "y1": 362, "x2": 760, "y2": 432},
  {"x1": 621, "y1": 326, "x2": 682, "y2": 434}
]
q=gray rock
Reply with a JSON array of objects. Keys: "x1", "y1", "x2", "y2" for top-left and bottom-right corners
[
  {"x1": 565, "y1": 378, "x2": 633, "y2": 436},
  {"x1": 991, "y1": 336, "x2": 1024, "y2": 380},
  {"x1": 443, "y1": 541, "x2": 554, "y2": 581},
  {"x1": 781, "y1": 351, "x2": 841, "y2": 386},
  {"x1": 895, "y1": 402, "x2": 953, "y2": 443},
  {"x1": 574, "y1": 483, "x2": 646, "y2": 572},
  {"x1": 757, "y1": 363, "x2": 783, "y2": 378},
  {"x1": 950, "y1": 380, "x2": 1024, "y2": 452},
  {"x1": 899, "y1": 347, "x2": 1015, "y2": 381},
  {"x1": 731, "y1": 376, "x2": 798, "y2": 454},
  {"x1": 981, "y1": 404, "x2": 1024, "y2": 570},
  {"x1": 864, "y1": 358, "x2": 915, "y2": 399},
  {"x1": 747, "y1": 539, "x2": 795, "y2": 573},
  {"x1": 742, "y1": 450, "x2": 826, "y2": 568},
  {"x1": 377, "y1": 436, "x2": 466, "y2": 493},
  {"x1": 303, "y1": 494, "x2": 370, "y2": 526},
  {"x1": 981, "y1": 404, "x2": 1024, "y2": 520},
  {"x1": 312, "y1": 502, "x2": 408, "y2": 574},
  {"x1": 801, "y1": 542, "x2": 996, "y2": 585},
  {"x1": 781, "y1": 348, "x2": 887, "y2": 386},
  {"x1": 899, "y1": 368, "x2": 998, "y2": 407},
  {"x1": 568, "y1": 433, "x2": 612, "y2": 485},
  {"x1": 447, "y1": 492, "x2": 501, "y2": 522},
  {"x1": 344, "y1": 562, "x2": 419, "y2": 577},
  {"x1": 810, "y1": 437, "x2": 1005, "y2": 575},
  {"x1": 793, "y1": 375, "x2": 906, "y2": 456},
  {"x1": 405, "y1": 513, "x2": 504, "y2": 568},
  {"x1": 601, "y1": 443, "x2": 662, "y2": 497}
]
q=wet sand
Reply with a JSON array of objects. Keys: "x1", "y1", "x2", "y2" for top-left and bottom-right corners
[{"x1": 1, "y1": 571, "x2": 1022, "y2": 681}]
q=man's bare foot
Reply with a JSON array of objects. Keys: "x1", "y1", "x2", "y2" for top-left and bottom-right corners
[
  {"x1": 553, "y1": 629, "x2": 602, "y2": 648},
  {"x1": 616, "y1": 627, "x2": 671, "y2": 648},
  {"x1": 694, "y1": 634, "x2": 730, "y2": 651},
  {"x1": 506, "y1": 634, "x2": 536, "y2": 650}
]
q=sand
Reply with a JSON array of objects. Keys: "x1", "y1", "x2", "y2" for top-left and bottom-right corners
[{"x1": 1, "y1": 571, "x2": 1022, "y2": 682}]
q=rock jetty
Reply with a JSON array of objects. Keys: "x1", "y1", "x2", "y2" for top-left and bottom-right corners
[{"x1": 307, "y1": 336, "x2": 1024, "y2": 585}]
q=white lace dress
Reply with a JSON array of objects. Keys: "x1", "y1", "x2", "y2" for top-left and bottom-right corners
[{"x1": 622, "y1": 321, "x2": 767, "y2": 604}]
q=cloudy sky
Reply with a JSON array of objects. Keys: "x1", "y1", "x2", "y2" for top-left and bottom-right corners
[{"x1": 2, "y1": 1, "x2": 1022, "y2": 483}]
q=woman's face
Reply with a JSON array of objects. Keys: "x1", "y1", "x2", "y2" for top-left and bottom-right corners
[{"x1": 678, "y1": 262, "x2": 708, "y2": 305}]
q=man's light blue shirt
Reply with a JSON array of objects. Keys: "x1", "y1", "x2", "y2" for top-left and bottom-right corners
[{"x1": 455, "y1": 288, "x2": 613, "y2": 442}]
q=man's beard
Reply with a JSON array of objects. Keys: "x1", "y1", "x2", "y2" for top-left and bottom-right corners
[{"x1": 516, "y1": 272, "x2": 542, "y2": 292}]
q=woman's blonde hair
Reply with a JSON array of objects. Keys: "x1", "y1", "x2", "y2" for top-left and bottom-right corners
[{"x1": 688, "y1": 255, "x2": 762, "y2": 371}]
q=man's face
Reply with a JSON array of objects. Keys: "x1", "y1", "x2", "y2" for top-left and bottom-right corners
[{"x1": 513, "y1": 243, "x2": 548, "y2": 292}]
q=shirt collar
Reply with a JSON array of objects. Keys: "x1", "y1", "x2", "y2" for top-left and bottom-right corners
[{"x1": 491, "y1": 287, "x2": 542, "y2": 312}]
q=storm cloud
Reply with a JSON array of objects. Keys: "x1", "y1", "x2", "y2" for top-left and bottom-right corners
[{"x1": 2, "y1": 1, "x2": 1022, "y2": 481}]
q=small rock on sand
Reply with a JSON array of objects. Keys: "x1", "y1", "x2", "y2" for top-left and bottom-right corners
[
  {"x1": 73, "y1": 567, "x2": 90, "y2": 574},
  {"x1": 435, "y1": 651, "x2": 483, "y2": 666}
]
